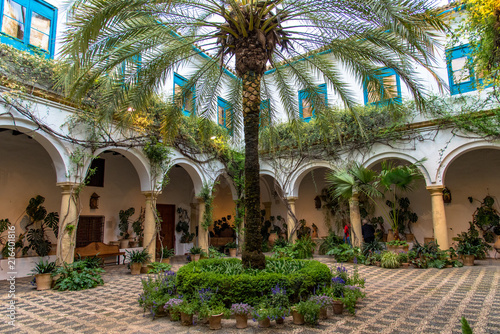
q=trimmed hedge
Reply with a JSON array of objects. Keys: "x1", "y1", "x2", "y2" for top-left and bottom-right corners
[{"x1": 176, "y1": 258, "x2": 331, "y2": 306}]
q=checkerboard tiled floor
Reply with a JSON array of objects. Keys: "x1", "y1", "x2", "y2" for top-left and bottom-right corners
[{"x1": 1, "y1": 257, "x2": 499, "y2": 334}]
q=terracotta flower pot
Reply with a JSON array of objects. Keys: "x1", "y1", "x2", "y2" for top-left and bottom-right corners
[
  {"x1": 35, "y1": 273, "x2": 52, "y2": 291},
  {"x1": 235, "y1": 314, "x2": 248, "y2": 329},
  {"x1": 268, "y1": 232, "x2": 278, "y2": 246},
  {"x1": 258, "y1": 318, "x2": 271, "y2": 328},
  {"x1": 292, "y1": 310, "x2": 304, "y2": 325},
  {"x1": 120, "y1": 239, "x2": 129, "y2": 249},
  {"x1": 319, "y1": 307, "x2": 328, "y2": 320},
  {"x1": 130, "y1": 262, "x2": 142, "y2": 275},
  {"x1": 209, "y1": 313, "x2": 223, "y2": 330},
  {"x1": 462, "y1": 254, "x2": 475, "y2": 266},
  {"x1": 276, "y1": 317, "x2": 284, "y2": 324},
  {"x1": 180, "y1": 312, "x2": 193, "y2": 326},
  {"x1": 192, "y1": 254, "x2": 201, "y2": 262},
  {"x1": 402, "y1": 263, "x2": 410, "y2": 268},
  {"x1": 161, "y1": 258, "x2": 171, "y2": 264},
  {"x1": 332, "y1": 301, "x2": 344, "y2": 315},
  {"x1": 229, "y1": 248, "x2": 237, "y2": 257}
]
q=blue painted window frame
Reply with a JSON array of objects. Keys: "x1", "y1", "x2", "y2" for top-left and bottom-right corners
[
  {"x1": 217, "y1": 97, "x2": 231, "y2": 129},
  {"x1": 259, "y1": 99, "x2": 271, "y2": 128},
  {"x1": 446, "y1": 44, "x2": 479, "y2": 95},
  {"x1": 0, "y1": 0, "x2": 57, "y2": 58},
  {"x1": 173, "y1": 72, "x2": 195, "y2": 116},
  {"x1": 298, "y1": 83, "x2": 327, "y2": 122},
  {"x1": 363, "y1": 68, "x2": 402, "y2": 105}
]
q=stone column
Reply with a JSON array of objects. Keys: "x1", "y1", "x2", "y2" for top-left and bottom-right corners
[
  {"x1": 286, "y1": 197, "x2": 298, "y2": 243},
  {"x1": 350, "y1": 192, "x2": 362, "y2": 248},
  {"x1": 56, "y1": 182, "x2": 80, "y2": 265},
  {"x1": 197, "y1": 197, "x2": 209, "y2": 253},
  {"x1": 427, "y1": 185, "x2": 449, "y2": 250},
  {"x1": 142, "y1": 191, "x2": 158, "y2": 262}
]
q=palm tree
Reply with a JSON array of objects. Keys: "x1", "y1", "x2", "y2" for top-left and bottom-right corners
[
  {"x1": 327, "y1": 163, "x2": 380, "y2": 247},
  {"x1": 61, "y1": 0, "x2": 446, "y2": 269}
]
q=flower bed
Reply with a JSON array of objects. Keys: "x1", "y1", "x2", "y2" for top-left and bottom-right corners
[{"x1": 176, "y1": 258, "x2": 331, "y2": 306}]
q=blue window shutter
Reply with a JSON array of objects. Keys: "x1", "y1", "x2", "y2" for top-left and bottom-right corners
[
  {"x1": 446, "y1": 44, "x2": 478, "y2": 95},
  {"x1": 298, "y1": 84, "x2": 327, "y2": 122},
  {"x1": 363, "y1": 67, "x2": 401, "y2": 106},
  {"x1": 0, "y1": 0, "x2": 57, "y2": 58},
  {"x1": 173, "y1": 73, "x2": 195, "y2": 116}
]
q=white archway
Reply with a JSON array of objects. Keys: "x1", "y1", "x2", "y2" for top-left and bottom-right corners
[
  {"x1": 288, "y1": 161, "x2": 334, "y2": 198},
  {"x1": 0, "y1": 118, "x2": 69, "y2": 183},
  {"x1": 363, "y1": 152, "x2": 432, "y2": 186}
]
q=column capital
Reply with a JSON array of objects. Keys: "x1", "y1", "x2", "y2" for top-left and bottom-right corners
[
  {"x1": 286, "y1": 196, "x2": 298, "y2": 204},
  {"x1": 142, "y1": 191, "x2": 161, "y2": 199},
  {"x1": 195, "y1": 196, "x2": 205, "y2": 204},
  {"x1": 56, "y1": 182, "x2": 80, "y2": 193},
  {"x1": 426, "y1": 185, "x2": 445, "y2": 195}
]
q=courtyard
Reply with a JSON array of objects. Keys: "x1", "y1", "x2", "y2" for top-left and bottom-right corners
[{"x1": 1, "y1": 257, "x2": 499, "y2": 334}]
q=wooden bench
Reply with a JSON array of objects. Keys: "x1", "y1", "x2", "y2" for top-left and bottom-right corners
[{"x1": 74, "y1": 242, "x2": 125, "y2": 265}]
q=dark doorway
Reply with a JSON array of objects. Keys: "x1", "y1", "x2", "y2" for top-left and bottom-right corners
[{"x1": 156, "y1": 204, "x2": 176, "y2": 253}]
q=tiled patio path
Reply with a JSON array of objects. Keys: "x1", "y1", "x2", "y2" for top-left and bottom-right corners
[{"x1": 1, "y1": 257, "x2": 499, "y2": 334}]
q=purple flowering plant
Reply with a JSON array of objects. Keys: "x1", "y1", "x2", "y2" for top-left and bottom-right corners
[
  {"x1": 231, "y1": 303, "x2": 254, "y2": 316},
  {"x1": 309, "y1": 294, "x2": 333, "y2": 308},
  {"x1": 138, "y1": 270, "x2": 177, "y2": 318}
]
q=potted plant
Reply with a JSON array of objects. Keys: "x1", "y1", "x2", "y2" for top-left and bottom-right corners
[
  {"x1": 225, "y1": 241, "x2": 237, "y2": 257},
  {"x1": 118, "y1": 207, "x2": 135, "y2": 248},
  {"x1": 164, "y1": 298, "x2": 183, "y2": 321},
  {"x1": 454, "y1": 223, "x2": 492, "y2": 266},
  {"x1": 189, "y1": 246, "x2": 203, "y2": 262},
  {"x1": 293, "y1": 300, "x2": 320, "y2": 325},
  {"x1": 381, "y1": 250, "x2": 401, "y2": 268},
  {"x1": 31, "y1": 258, "x2": 56, "y2": 290},
  {"x1": 386, "y1": 239, "x2": 409, "y2": 253},
  {"x1": 161, "y1": 247, "x2": 175, "y2": 264},
  {"x1": 130, "y1": 207, "x2": 144, "y2": 247},
  {"x1": 270, "y1": 283, "x2": 290, "y2": 324},
  {"x1": 178, "y1": 301, "x2": 197, "y2": 326},
  {"x1": 398, "y1": 252, "x2": 410, "y2": 268},
  {"x1": 309, "y1": 295, "x2": 333, "y2": 320},
  {"x1": 208, "y1": 304, "x2": 227, "y2": 330},
  {"x1": 127, "y1": 249, "x2": 151, "y2": 275},
  {"x1": 231, "y1": 303, "x2": 254, "y2": 329},
  {"x1": 252, "y1": 304, "x2": 274, "y2": 328}
]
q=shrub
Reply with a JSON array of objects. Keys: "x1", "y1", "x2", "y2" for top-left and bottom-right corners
[
  {"x1": 381, "y1": 251, "x2": 400, "y2": 269},
  {"x1": 326, "y1": 243, "x2": 365, "y2": 263},
  {"x1": 53, "y1": 261, "x2": 104, "y2": 291},
  {"x1": 294, "y1": 300, "x2": 320, "y2": 325},
  {"x1": 398, "y1": 252, "x2": 409, "y2": 264},
  {"x1": 176, "y1": 258, "x2": 331, "y2": 306},
  {"x1": 147, "y1": 262, "x2": 172, "y2": 274},
  {"x1": 292, "y1": 236, "x2": 316, "y2": 259},
  {"x1": 318, "y1": 231, "x2": 344, "y2": 255},
  {"x1": 208, "y1": 246, "x2": 227, "y2": 258}
]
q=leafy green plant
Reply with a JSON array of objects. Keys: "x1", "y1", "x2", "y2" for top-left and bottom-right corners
[
  {"x1": 77, "y1": 255, "x2": 102, "y2": 269},
  {"x1": 381, "y1": 251, "x2": 400, "y2": 269},
  {"x1": 362, "y1": 240, "x2": 384, "y2": 256},
  {"x1": 461, "y1": 316, "x2": 473, "y2": 334},
  {"x1": 118, "y1": 207, "x2": 135, "y2": 240},
  {"x1": 208, "y1": 246, "x2": 227, "y2": 258},
  {"x1": 127, "y1": 249, "x2": 151, "y2": 264},
  {"x1": 398, "y1": 252, "x2": 409, "y2": 264},
  {"x1": 225, "y1": 241, "x2": 237, "y2": 248},
  {"x1": 176, "y1": 207, "x2": 195, "y2": 243},
  {"x1": 132, "y1": 207, "x2": 145, "y2": 240},
  {"x1": 326, "y1": 243, "x2": 364, "y2": 263},
  {"x1": 292, "y1": 236, "x2": 316, "y2": 259},
  {"x1": 147, "y1": 262, "x2": 172, "y2": 274},
  {"x1": 318, "y1": 231, "x2": 344, "y2": 255},
  {"x1": 21, "y1": 195, "x2": 59, "y2": 257},
  {"x1": 294, "y1": 300, "x2": 320, "y2": 325},
  {"x1": 472, "y1": 196, "x2": 500, "y2": 239},
  {"x1": 0, "y1": 219, "x2": 12, "y2": 252},
  {"x1": 453, "y1": 223, "x2": 492, "y2": 258},
  {"x1": 31, "y1": 258, "x2": 56, "y2": 274},
  {"x1": 189, "y1": 246, "x2": 203, "y2": 255},
  {"x1": 387, "y1": 240, "x2": 408, "y2": 247},
  {"x1": 161, "y1": 247, "x2": 175, "y2": 258},
  {"x1": 53, "y1": 261, "x2": 105, "y2": 291}
]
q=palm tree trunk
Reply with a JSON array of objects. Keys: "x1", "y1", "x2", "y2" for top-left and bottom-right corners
[{"x1": 241, "y1": 71, "x2": 265, "y2": 269}]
